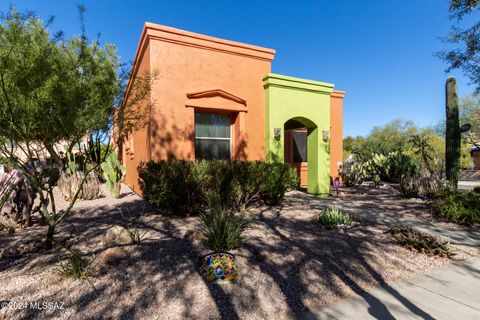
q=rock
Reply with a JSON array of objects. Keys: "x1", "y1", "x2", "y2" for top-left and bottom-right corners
[
  {"x1": 184, "y1": 229, "x2": 203, "y2": 243},
  {"x1": 102, "y1": 226, "x2": 133, "y2": 248},
  {"x1": 100, "y1": 247, "x2": 128, "y2": 266}
]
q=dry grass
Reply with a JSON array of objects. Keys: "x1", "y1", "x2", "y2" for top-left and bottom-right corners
[{"x1": 0, "y1": 184, "x2": 474, "y2": 319}]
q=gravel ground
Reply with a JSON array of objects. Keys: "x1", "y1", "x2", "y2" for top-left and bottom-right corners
[{"x1": 0, "y1": 184, "x2": 475, "y2": 319}]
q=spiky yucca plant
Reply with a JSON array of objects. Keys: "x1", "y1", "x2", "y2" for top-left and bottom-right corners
[
  {"x1": 101, "y1": 149, "x2": 126, "y2": 198},
  {"x1": 200, "y1": 197, "x2": 252, "y2": 252}
]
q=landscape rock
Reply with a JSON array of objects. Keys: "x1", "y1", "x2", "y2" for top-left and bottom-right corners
[
  {"x1": 100, "y1": 247, "x2": 128, "y2": 266},
  {"x1": 102, "y1": 225, "x2": 133, "y2": 248},
  {"x1": 184, "y1": 229, "x2": 203, "y2": 243}
]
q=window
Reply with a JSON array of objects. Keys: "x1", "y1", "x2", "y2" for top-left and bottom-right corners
[
  {"x1": 292, "y1": 130, "x2": 307, "y2": 163},
  {"x1": 195, "y1": 113, "x2": 231, "y2": 160}
]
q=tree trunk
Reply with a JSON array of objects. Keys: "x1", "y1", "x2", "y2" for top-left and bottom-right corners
[
  {"x1": 45, "y1": 223, "x2": 55, "y2": 250},
  {"x1": 44, "y1": 143, "x2": 62, "y2": 167}
]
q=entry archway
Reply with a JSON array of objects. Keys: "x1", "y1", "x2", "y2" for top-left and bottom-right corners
[
  {"x1": 284, "y1": 117, "x2": 318, "y2": 189},
  {"x1": 263, "y1": 74, "x2": 334, "y2": 195}
]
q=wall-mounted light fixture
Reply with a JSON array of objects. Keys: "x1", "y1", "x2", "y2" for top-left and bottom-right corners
[
  {"x1": 322, "y1": 129, "x2": 329, "y2": 142},
  {"x1": 274, "y1": 128, "x2": 281, "y2": 140}
]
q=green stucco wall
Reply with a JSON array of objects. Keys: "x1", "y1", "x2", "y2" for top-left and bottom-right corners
[{"x1": 263, "y1": 74, "x2": 334, "y2": 195}]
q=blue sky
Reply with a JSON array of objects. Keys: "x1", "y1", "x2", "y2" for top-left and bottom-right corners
[{"x1": 2, "y1": 0, "x2": 476, "y2": 137}]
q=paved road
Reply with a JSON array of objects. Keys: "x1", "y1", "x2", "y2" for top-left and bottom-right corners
[
  {"x1": 302, "y1": 256, "x2": 480, "y2": 320},
  {"x1": 458, "y1": 180, "x2": 480, "y2": 190}
]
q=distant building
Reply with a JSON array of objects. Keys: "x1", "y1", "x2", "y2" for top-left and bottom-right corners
[{"x1": 471, "y1": 147, "x2": 480, "y2": 170}]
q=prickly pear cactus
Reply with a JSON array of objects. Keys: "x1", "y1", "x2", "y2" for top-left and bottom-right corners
[
  {"x1": 445, "y1": 77, "x2": 470, "y2": 190},
  {"x1": 101, "y1": 150, "x2": 126, "y2": 198}
]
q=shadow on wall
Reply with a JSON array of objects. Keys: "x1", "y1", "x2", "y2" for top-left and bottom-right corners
[{"x1": 148, "y1": 110, "x2": 249, "y2": 162}]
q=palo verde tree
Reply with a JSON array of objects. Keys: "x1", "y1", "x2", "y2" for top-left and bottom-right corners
[
  {"x1": 0, "y1": 8, "x2": 121, "y2": 248},
  {"x1": 439, "y1": 1, "x2": 480, "y2": 92}
]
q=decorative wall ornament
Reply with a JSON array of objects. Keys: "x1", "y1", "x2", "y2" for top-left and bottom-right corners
[
  {"x1": 274, "y1": 128, "x2": 281, "y2": 140},
  {"x1": 322, "y1": 129, "x2": 329, "y2": 142}
]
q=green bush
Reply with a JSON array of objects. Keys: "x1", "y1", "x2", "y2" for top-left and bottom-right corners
[
  {"x1": 319, "y1": 206, "x2": 352, "y2": 226},
  {"x1": 138, "y1": 160, "x2": 298, "y2": 216},
  {"x1": 200, "y1": 198, "x2": 252, "y2": 252},
  {"x1": 431, "y1": 191, "x2": 480, "y2": 225},
  {"x1": 138, "y1": 161, "x2": 203, "y2": 215},
  {"x1": 260, "y1": 162, "x2": 299, "y2": 205},
  {"x1": 473, "y1": 186, "x2": 480, "y2": 194},
  {"x1": 386, "y1": 152, "x2": 418, "y2": 183}
]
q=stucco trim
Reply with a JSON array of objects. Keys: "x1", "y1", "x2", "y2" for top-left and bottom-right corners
[
  {"x1": 186, "y1": 89, "x2": 246, "y2": 105},
  {"x1": 263, "y1": 73, "x2": 334, "y2": 95},
  {"x1": 331, "y1": 90, "x2": 346, "y2": 98},
  {"x1": 144, "y1": 22, "x2": 276, "y2": 62},
  {"x1": 185, "y1": 89, "x2": 248, "y2": 113}
]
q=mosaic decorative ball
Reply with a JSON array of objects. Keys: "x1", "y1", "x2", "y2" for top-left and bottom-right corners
[{"x1": 200, "y1": 252, "x2": 238, "y2": 284}]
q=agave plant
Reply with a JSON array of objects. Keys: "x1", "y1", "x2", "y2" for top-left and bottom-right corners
[
  {"x1": 101, "y1": 150, "x2": 126, "y2": 198},
  {"x1": 319, "y1": 206, "x2": 352, "y2": 226}
]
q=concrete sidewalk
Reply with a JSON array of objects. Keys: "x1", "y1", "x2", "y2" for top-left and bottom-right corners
[{"x1": 302, "y1": 256, "x2": 480, "y2": 320}]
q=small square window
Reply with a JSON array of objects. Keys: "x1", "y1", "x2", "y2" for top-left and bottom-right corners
[{"x1": 195, "y1": 113, "x2": 231, "y2": 160}]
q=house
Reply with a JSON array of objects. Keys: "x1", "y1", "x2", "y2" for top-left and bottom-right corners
[{"x1": 120, "y1": 22, "x2": 345, "y2": 195}]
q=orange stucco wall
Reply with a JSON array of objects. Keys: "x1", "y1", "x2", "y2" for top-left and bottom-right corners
[
  {"x1": 122, "y1": 39, "x2": 152, "y2": 193},
  {"x1": 122, "y1": 23, "x2": 275, "y2": 193},
  {"x1": 122, "y1": 22, "x2": 345, "y2": 195},
  {"x1": 330, "y1": 90, "x2": 345, "y2": 181}
]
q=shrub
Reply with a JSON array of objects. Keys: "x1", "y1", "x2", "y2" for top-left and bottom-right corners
[
  {"x1": 363, "y1": 154, "x2": 388, "y2": 188},
  {"x1": 386, "y1": 152, "x2": 419, "y2": 183},
  {"x1": 473, "y1": 186, "x2": 480, "y2": 194},
  {"x1": 260, "y1": 163, "x2": 299, "y2": 205},
  {"x1": 431, "y1": 191, "x2": 480, "y2": 225},
  {"x1": 386, "y1": 226, "x2": 455, "y2": 258},
  {"x1": 200, "y1": 198, "x2": 252, "y2": 252},
  {"x1": 138, "y1": 160, "x2": 298, "y2": 216},
  {"x1": 319, "y1": 206, "x2": 352, "y2": 226},
  {"x1": 138, "y1": 161, "x2": 203, "y2": 216},
  {"x1": 338, "y1": 156, "x2": 364, "y2": 187}
]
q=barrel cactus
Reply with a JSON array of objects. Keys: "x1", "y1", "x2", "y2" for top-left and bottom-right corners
[
  {"x1": 445, "y1": 77, "x2": 470, "y2": 189},
  {"x1": 101, "y1": 150, "x2": 126, "y2": 198}
]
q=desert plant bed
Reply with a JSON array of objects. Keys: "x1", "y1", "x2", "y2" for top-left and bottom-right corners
[{"x1": 0, "y1": 185, "x2": 474, "y2": 319}]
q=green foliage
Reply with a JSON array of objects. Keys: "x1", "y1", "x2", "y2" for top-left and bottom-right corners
[
  {"x1": 57, "y1": 247, "x2": 96, "y2": 289},
  {"x1": 259, "y1": 163, "x2": 299, "y2": 205},
  {"x1": 138, "y1": 160, "x2": 298, "y2": 216},
  {"x1": 363, "y1": 153, "x2": 388, "y2": 188},
  {"x1": 0, "y1": 8, "x2": 122, "y2": 249},
  {"x1": 431, "y1": 191, "x2": 480, "y2": 225},
  {"x1": 338, "y1": 156, "x2": 364, "y2": 187},
  {"x1": 386, "y1": 152, "x2": 419, "y2": 183},
  {"x1": 318, "y1": 206, "x2": 352, "y2": 226},
  {"x1": 438, "y1": 1, "x2": 480, "y2": 93},
  {"x1": 100, "y1": 150, "x2": 126, "y2": 198},
  {"x1": 200, "y1": 198, "x2": 252, "y2": 252},
  {"x1": 386, "y1": 226, "x2": 456, "y2": 258},
  {"x1": 459, "y1": 94, "x2": 480, "y2": 153}
]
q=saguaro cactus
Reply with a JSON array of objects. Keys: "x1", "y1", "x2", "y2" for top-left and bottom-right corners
[{"x1": 445, "y1": 77, "x2": 470, "y2": 189}]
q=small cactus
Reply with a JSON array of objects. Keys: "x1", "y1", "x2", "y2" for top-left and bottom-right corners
[
  {"x1": 445, "y1": 77, "x2": 470, "y2": 189},
  {"x1": 101, "y1": 150, "x2": 126, "y2": 198}
]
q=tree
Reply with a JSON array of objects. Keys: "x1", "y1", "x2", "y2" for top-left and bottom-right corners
[
  {"x1": 459, "y1": 94, "x2": 480, "y2": 146},
  {"x1": 438, "y1": 0, "x2": 480, "y2": 92},
  {"x1": 0, "y1": 8, "x2": 120, "y2": 248}
]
